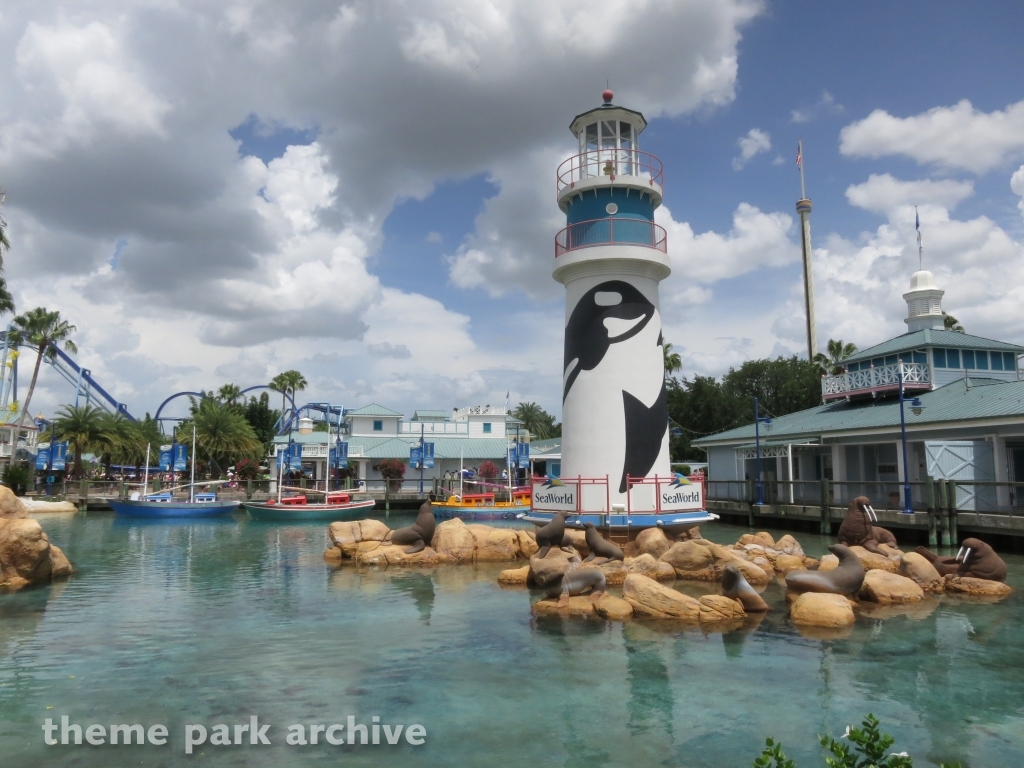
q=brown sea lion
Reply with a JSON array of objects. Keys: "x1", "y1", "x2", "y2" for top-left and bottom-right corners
[
  {"x1": 838, "y1": 496, "x2": 898, "y2": 554},
  {"x1": 722, "y1": 564, "x2": 770, "y2": 612},
  {"x1": 785, "y1": 544, "x2": 865, "y2": 595},
  {"x1": 535, "y1": 512, "x2": 570, "y2": 558},
  {"x1": 916, "y1": 538, "x2": 1007, "y2": 582},
  {"x1": 390, "y1": 502, "x2": 437, "y2": 554},
  {"x1": 583, "y1": 523, "x2": 624, "y2": 562}
]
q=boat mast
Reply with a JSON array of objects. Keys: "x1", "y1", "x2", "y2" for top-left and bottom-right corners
[
  {"x1": 189, "y1": 425, "x2": 197, "y2": 503},
  {"x1": 459, "y1": 446, "x2": 464, "y2": 498},
  {"x1": 142, "y1": 443, "x2": 151, "y2": 497}
]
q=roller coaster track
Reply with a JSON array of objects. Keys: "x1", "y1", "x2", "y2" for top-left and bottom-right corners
[{"x1": 0, "y1": 330, "x2": 134, "y2": 421}]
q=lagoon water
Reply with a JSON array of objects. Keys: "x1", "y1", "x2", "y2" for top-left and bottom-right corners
[{"x1": 1, "y1": 513, "x2": 1023, "y2": 767}]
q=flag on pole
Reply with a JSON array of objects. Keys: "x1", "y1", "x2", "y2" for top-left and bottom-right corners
[
  {"x1": 915, "y1": 206, "x2": 922, "y2": 246},
  {"x1": 505, "y1": 391, "x2": 510, "y2": 411},
  {"x1": 795, "y1": 143, "x2": 802, "y2": 169}
]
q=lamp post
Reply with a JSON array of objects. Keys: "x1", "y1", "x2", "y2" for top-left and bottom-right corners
[
  {"x1": 897, "y1": 360, "x2": 924, "y2": 515},
  {"x1": 753, "y1": 398, "x2": 773, "y2": 506}
]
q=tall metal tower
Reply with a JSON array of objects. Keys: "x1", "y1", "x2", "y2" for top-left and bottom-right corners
[{"x1": 796, "y1": 140, "x2": 817, "y2": 361}]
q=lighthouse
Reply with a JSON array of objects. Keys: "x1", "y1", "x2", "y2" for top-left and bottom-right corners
[{"x1": 553, "y1": 90, "x2": 672, "y2": 507}]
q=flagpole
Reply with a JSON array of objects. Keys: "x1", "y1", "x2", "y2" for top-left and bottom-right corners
[
  {"x1": 795, "y1": 140, "x2": 816, "y2": 360},
  {"x1": 915, "y1": 205, "x2": 923, "y2": 270},
  {"x1": 798, "y1": 139, "x2": 807, "y2": 200}
]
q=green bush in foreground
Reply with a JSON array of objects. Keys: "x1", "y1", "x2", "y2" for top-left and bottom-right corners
[{"x1": 753, "y1": 714, "x2": 961, "y2": 768}]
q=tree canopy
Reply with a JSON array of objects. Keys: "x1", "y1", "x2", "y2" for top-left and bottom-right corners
[
  {"x1": 512, "y1": 402, "x2": 559, "y2": 440},
  {"x1": 667, "y1": 355, "x2": 822, "y2": 461}
]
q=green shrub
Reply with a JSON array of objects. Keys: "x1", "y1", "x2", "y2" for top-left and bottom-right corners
[
  {"x1": 754, "y1": 714, "x2": 962, "y2": 768},
  {"x1": 2, "y1": 463, "x2": 31, "y2": 496}
]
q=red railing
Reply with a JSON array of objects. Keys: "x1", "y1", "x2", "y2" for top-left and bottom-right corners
[
  {"x1": 555, "y1": 218, "x2": 667, "y2": 257},
  {"x1": 557, "y1": 149, "x2": 664, "y2": 195}
]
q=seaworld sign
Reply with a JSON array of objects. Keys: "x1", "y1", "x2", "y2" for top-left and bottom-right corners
[
  {"x1": 657, "y1": 480, "x2": 703, "y2": 511},
  {"x1": 531, "y1": 481, "x2": 578, "y2": 512}
]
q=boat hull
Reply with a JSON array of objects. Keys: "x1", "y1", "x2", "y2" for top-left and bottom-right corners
[
  {"x1": 243, "y1": 499, "x2": 377, "y2": 522},
  {"x1": 431, "y1": 503, "x2": 529, "y2": 522},
  {"x1": 109, "y1": 499, "x2": 240, "y2": 518},
  {"x1": 523, "y1": 510, "x2": 718, "y2": 537}
]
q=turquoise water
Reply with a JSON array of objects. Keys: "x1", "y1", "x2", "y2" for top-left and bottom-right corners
[{"x1": 1, "y1": 513, "x2": 1022, "y2": 767}]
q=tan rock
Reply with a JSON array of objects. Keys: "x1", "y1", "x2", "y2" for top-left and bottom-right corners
[
  {"x1": 818, "y1": 554, "x2": 839, "y2": 572},
  {"x1": 342, "y1": 540, "x2": 383, "y2": 558},
  {"x1": 0, "y1": 518, "x2": 53, "y2": 583},
  {"x1": 0, "y1": 486, "x2": 27, "y2": 520},
  {"x1": 751, "y1": 556, "x2": 774, "y2": 577},
  {"x1": 737, "y1": 533, "x2": 756, "y2": 546},
  {"x1": 622, "y1": 573, "x2": 700, "y2": 620},
  {"x1": 676, "y1": 526, "x2": 702, "y2": 541},
  {"x1": 48, "y1": 544, "x2": 73, "y2": 578},
  {"x1": 562, "y1": 529, "x2": 589, "y2": 557},
  {"x1": 659, "y1": 539, "x2": 717, "y2": 580},
  {"x1": 848, "y1": 545, "x2": 898, "y2": 573},
  {"x1": 944, "y1": 576, "x2": 1013, "y2": 598},
  {"x1": 515, "y1": 530, "x2": 538, "y2": 558},
  {"x1": 802, "y1": 557, "x2": 820, "y2": 569},
  {"x1": 698, "y1": 595, "x2": 746, "y2": 622},
  {"x1": 22, "y1": 498, "x2": 78, "y2": 514},
  {"x1": 593, "y1": 559, "x2": 627, "y2": 586},
  {"x1": 775, "y1": 534, "x2": 804, "y2": 557},
  {"x1": 733, "y1": 557, "x2": 771, "y2": 586},
  {"x1": 431, "y1": 518, "x2": 476, "y2": 563},
  {"x1": 632, "y1": 527, "x2": 672, "y2": 559},
  {"x1": 357, "y1": 519, "x2": 390, "y2": 542},
  {"x1": 594, "y1": 594, "x2": 634, "y2": 621},
  {"x1": 329, "y1": 521, "x2": 362, "y2": 548},
  {"x1": 467, "y1": 525, "x2": 519, "y2": 561},
  {"x1": 655, "y1": 561, "x2": 677, "y2": 582},
  {"x1": 355, "y1": 544, "x2": 439, "y2": 567},
  {"x1": 790, "y1": 592, "x2": 856, "y2": 628},
  {"x1": 531, "y1": 596, "x2": 596, "y2": 617},
  {"x1": 898, "y1": 552, "x2": 944, "y2": 592},
  {"x1": 773, "y1": 554, "x2": 806, "y2": 575},
  {"x1": 753, "y1": 532, "x2": 775, "y2": 549},
  {"x1": 323, "y1": 546, "x2": 344, "y2": 566},
  {"x1": 498, "y1": 565, "x2": 530, "y2": 585},
  {"x1": 626, "y1": 553, "x2": 660, "y2": 578},
  {"x1": 859, "y1": 570, "x2": 924, "y2": 604}
]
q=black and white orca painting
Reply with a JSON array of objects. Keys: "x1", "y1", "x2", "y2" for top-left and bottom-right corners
[{"x1": 560, "y1": 277, "x2": 670, "y2": 498}]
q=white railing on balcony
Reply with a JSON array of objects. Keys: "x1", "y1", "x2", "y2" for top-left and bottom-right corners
[
  {"x1": 822, "y1": 362, "x2": 930, "y2": 398},
  {"x1": 399, "y1": 422, "x2": 468, "y2": 435}
]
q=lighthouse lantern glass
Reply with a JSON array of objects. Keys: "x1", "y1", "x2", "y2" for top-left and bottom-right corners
[{"x1": 578, "y1": 120, "x2": 639, "y2": 179}]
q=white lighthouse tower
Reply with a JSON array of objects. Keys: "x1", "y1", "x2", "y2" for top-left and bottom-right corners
[{"x1": 552, "y1": 90, "x2": 672, "y2": 508}]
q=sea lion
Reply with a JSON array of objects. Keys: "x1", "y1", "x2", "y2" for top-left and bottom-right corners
[
  {"x1": 535, "y1": 512, "x2": 570, "y2": 558},
  {"x1": 538, "y1": 559, "x2": 607, "y2": 605},
  {"x1": 838, "y1": 496, "x2": 898, "y2": 554},
  {"x1": 583, "y1": 523, "x2": 624, "y2": 563},
  {"x1": 916, "y1": 538, "x2": 1007, "y2": 582},
  {"x1": 721, "y1": 564, "x2": 770, "y2": 612},
  {"x1": 390, "y1": 502, "x2": 437, "y2": 554},
  {"x1": 785, "y1": 544, "x2": 865, "y2": 595}
]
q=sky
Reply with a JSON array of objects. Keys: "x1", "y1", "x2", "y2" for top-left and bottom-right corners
[{"x1": 1, "y1": 0, "x2": 1023, "y2": 424}]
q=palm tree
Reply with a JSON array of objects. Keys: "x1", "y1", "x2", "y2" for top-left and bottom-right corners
[
  {"x1": 270, "y1": 370, "x2": 307, "y2": 429},
  {"x1": 943, "y1": 313, "x2": 965, "y2": 333},
  {"x1": 812, "y1": 338, "x2": 858, "y2": 376},
  {"x1": 178, "y1": 398, "x2": 261, "y2": 478},
  {"x1": 217, "y1": 383, "x2": 243, "y2": 403},
  {"x1": 512, "y1": 402, "x2": 556, "y2": 440},
  {"x1": 9, "y1": 308, "x2": 77, "y2": 437},
  {"x1": 53, "y1": 404, "x2": 108, "y2": 479},
  {"x1": 0, "y1": 193, "x2": 16, "y2": 316},
  {"x1": 664, "y1": 342, "x2": 682, "y2": 375}
]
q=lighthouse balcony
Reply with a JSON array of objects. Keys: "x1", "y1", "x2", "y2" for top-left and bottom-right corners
[
  {"x1": 555, "y1": 218, "x2": 667, "y2": 257},
  {"x1": 821, "y1": 361, "x2": 931, "y2": 402},
  {"x1": 557, "y1": 149, "x2": 663, "y2": 209}
]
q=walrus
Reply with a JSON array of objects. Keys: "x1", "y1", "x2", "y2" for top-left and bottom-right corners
[
  {"x1": 535, "y1": 512, "x2": 570, "y2": 558},
  {"x1": 785, "y1": 544, "x2": 865, "y2": 595},
  {"x1": 722, "y1": 564, "x2": 770, "y2": 612},
  {"x1": 916, "y1": 538, "x2": 1007, "y2": 582},
  {"x1": 838, "y1": 496, "x2": 898, "y2": 554},
  {"x1": 583, "y1": 523, "x2": 624, "y2": 563},
  {"x1": 390, "y1": 502, "x2": 437, "y2": 554}
]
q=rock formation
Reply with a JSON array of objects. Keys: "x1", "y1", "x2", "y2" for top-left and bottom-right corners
[{"x1": 0, "y1": 487, "x2": 73, "y2": 591}]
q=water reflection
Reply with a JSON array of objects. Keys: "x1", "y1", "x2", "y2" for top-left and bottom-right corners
[{"x1": 390, "y1": 573, "x2": 436, "y2": 624}]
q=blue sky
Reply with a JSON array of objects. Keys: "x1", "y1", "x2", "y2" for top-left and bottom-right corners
[{"x1": 2, "y1": 0, "x2": 1023, "y2": 421}]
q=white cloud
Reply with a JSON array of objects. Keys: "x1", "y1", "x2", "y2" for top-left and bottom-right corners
[
  {"x1": 844, "y1": 173, "x2": 974, "y2": 215},
  {"x1": 425, "y1": 231, "x2": 443, "y2": 243},
  {"x1": 1011, "y1": 165, "x2": 1024, "y2": 217},
  {"x1": 839, "y1": 99, "x2": 1024, "y2": 174},
  {"x1": 791, "y1": 89, "x2": 843, "y2": 123},
  {"x1": 0, "y1": 0, "x2": 764, "y2": 416},
  {"x1": 732, "y1": 128, "x2": 771, "y2": 169}
]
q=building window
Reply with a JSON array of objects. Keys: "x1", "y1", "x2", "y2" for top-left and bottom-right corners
[
  {"x1": 935, "y1": 348, "x2": 961, "y2": 369},
  {"x1": 483, "y1": 423, "x2": 492, "y2": 434},
  {"x1": 373, "y1": 420, "x2": 383, "y2": 432},
  {"x1": 1007, "y1": 352, "x2": 1017, "y2": 371},
  {"x1": 963, "y1": 350, "x2": 977, "y2": 369}
]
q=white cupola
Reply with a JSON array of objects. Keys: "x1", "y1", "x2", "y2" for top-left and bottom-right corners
[{"x1": 903, "y1": 270, "x2": 944, "y2": 332}]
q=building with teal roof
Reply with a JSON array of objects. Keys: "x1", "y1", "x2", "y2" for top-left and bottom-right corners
[{"x1": 694, "y1": 271, "x2": 1024, "y2": 513}]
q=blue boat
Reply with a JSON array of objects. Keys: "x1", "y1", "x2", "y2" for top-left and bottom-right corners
[{"x1": 109, "y1": 492, "x2": 240, "y2": 519}]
